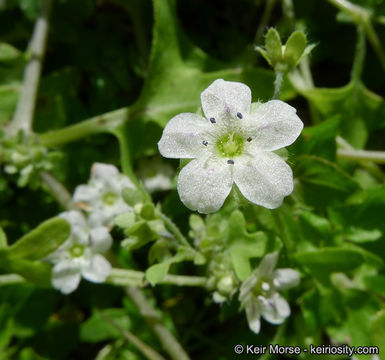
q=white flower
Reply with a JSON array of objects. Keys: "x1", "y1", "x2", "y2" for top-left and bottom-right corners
[
  {"x1": 239, "y1": 252, "x2": 300, "y2": 334},
  {"x1": 158, "y1": 79, "x2": 303, "y2": 213},
  {"x1": 73, "y1": 163, "x2": 135, "y2": 227},
  {"x1": 46, "y1": 211, "x2": 112, "y2": 294}
]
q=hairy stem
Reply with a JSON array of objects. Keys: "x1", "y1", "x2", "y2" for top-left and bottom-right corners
[
  {"x1": 0, "y1": 274, "x2": 25, "y2": 286},
  {"x1": 40, "y1": 171, "x2": 76, "y2": 210},
  {"x1": 351, "y1": 24, "x2": 366, "y2": 83},
  {"x1": 155, "y1": 209, "x2": 192, "y2": 249},
  {"x1": 96, "y1": 309, "x2": 166, "y2": 360},
  {"x1": 273, "y1": 71, "x2": 284, "y2": 99},
  {"x1": 125, "y1": 286, "x2": 191, "y2": 360},
  {"x1": 326, "y1": 0, "x2": 385, "y2": 73},
  {"x1": 9, "y1": 0, "x2": 52, "y2": 135},
  {"x1": 337, "y1": 149, "x2": 385, "y2": 164},
  {"x1": 107, "y1": 268, "x2": 207, "y2": 287},
  {"x1": 39, "y1": 107, "x2": 129, "y2": 147}
]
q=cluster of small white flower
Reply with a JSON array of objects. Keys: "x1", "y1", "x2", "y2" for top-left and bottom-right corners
[{"x1": 45, "y1": 163, "x2": 136, "y2": 294}]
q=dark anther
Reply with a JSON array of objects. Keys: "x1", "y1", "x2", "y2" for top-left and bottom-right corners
[
  {"x1": 227, "y1": 159, "x2": 234, "y2": 165},
  {"x1": 237, "y1": 112, "x2": 243, "y2": 119},
  {"x1": 210, "y1": 117, "x2": 216, "y2": 123},
  {"x1": 202, "y1": 140, "x2": 208, "y2": 146},
  {"x1": 247, "y1": 137, "x2": 252, "y2": 142}
]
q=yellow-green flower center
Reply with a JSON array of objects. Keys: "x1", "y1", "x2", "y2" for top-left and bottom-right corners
[
  {"x1": 70, "y1": 243, "x2": 85, "y2": 258},
  {"x1": 216, "y1": 133, "x2": 245, "y2": 158},
  {"x1": 103, "y1": 192, "x2": 118, "y2": 205}
]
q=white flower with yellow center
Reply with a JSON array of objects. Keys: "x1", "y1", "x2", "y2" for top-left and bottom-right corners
[
  {"x1": 158, "y1": 79, "x2": 303, "y2": 213},
  {"x1": 46, "y1": 211, "x2": 112, "y2": 294},
  {"x1": 73, "y1": 163, "x2": 135, "y2": 227},
  {"x1": 239, "y1": 252, "x2": 300, "y2": 334}
]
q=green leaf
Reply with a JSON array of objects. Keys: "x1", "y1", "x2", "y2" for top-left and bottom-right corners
[
  {"x1": 370, "y1": 311, "x2": 385, "y2": 353},
  {"x1": 284, "y1": 31, "x2": 307, "y2": 70},
  {"x1": 227, "y1": 210, "x2": 271, "y2": 281},
  {"x1": 291, "y1": 117, "x2": 339, "y2": 160},
  {"x1": 80, "y1": 309, "x2": 131, "y2": 343},
  {"x1": 295, "y1": 155, "x2": 361, "y2": 208},
  {"x1": 298, "y1": 82, "x2": 385, "y2": 148},
  {"x1": 295, "y1": 248, "x2": 364, "y2": 283},
  {"x1": 7, "y1": 217, "x2": 71, "y2": 261}
]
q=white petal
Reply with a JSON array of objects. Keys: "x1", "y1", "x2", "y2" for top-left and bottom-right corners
[
  {"x1": 245, "y1": 299, "x2": 262, "y2": 334},
  {"x1": 246, "y1": 100, "x2": 303, "y2": 151},
  {"x1": 91, "y1": 163, "x2": 120, "y2": 183},
  {"x1": 81, "y1": 254, "x2": 111, "y2": 283},
  {"x1": 73, "y1": 185, "x2": 99, "y2": 204},
  {"x1": 258, "y1": 252, "x2": 279, "y2": 278},
  {"x1": 239, "y1": 268, "x2": 259, "y2": 301},
  {"x1": 177, "y1": 157, "x2": 233, "y2": 213},
  {"x1": 201, "y1": 79, "x2": 251, "y2": 124},
  {"x1": 89, "y1": 227, "x2": 113, "y2": 253},
  {"x1": 52, "y1": 260, "x2": 81, "y2": 294},
  {"x1": 273, "y1": 269, "x2": 300, "y2": 290},
  {"x1": 118, "y1": 175, "x2": 136, "y2": 190},
  {"x1": 261, "y1": 293, "x2": 291, "y2": 324},
  {"x1": 158, "y1": 113, "x2": 211, "y2": 159},
  {"x1": 234, "y1": 152, "x2": 293, "y2": 209},
  {"x1": 59, "y1": 211, "x2": 88, "y2": 243}
]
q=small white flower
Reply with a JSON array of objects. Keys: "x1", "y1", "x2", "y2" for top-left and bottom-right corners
[
  {"x1": 73, "y1": 163, "x2": 135, "y2": 227},
  {"x1": 239, "y1": 252, "x2": 300, "y2": 334},
  {"x1": 46, "y1": 211, "x2": 112, "y2": 294},
  {"x1": 158, "y1": 79, "x2": 303, "y2": 213}
]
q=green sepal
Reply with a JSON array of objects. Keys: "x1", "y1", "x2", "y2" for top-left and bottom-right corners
[
  {"x1": 265, "y1": 28, "x2": 282, "y2": 67},
  {"x1": 284, "y1": 30, "x2": 307, "y2": 70},
  {"x1": 6, "y1": 217, "x2": 70, "y2": 261},
  {"x1": 140, "y1": 203, "x2": 155, "y2": 220},
  {"x1": 122, "y1": 187, "x2": 144, "y2": 207},
  {"x1": 114, "y1": 212, "x2": 136, "y2": 229}
]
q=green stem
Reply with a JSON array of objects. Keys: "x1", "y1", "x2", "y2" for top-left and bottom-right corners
[
  {"x1": 8, "y1": 0, "x2": 52, "y2": 135},
  {"x1": 39, "y1": 107, "x2": 129, "y2": 147},
  {"x1": 40, "y1": 171, "x2": 77, "y2": 210},
  {"x1": 96, "y1": 309, "x2": 166, "y2": 360},
  {"x1": 107, "y1": 268, "x2": 207, "y2": 287},
  {"x1": 273, "y1": 71, "x2": 284, "y2": 99},
  {"x1": 155, "y1": 209, "x2": 192, "y2": 249},
  {"x1": 351, "y1": 24, "x2": 366, "y2": 83},
  {"x1": 125, "y1": 286, "x2": 191, "y2": 360}
]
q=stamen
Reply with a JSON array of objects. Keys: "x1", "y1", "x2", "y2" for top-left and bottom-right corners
[
  {"x1": 227, "y1": 159, "x2": 234, "y2": 165},
  {"x1": 210, "y1": 117, "x2": 216, "y2": 123},
  {"x1": 247, "y1": 137, "x2": 252, "y2": 142},
  {"x1": 202, "y1": 140, "x2": 208, "y2": 146},
  {"x1": 237, "y1": 112, "x2": 243, "y2": 119}
]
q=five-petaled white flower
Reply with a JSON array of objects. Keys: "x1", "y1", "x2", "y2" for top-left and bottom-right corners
[
  {"x1": 46, "y1": 211, "x2": 112, "y2": 294},
  {"x1": 239, "y1": 252, "x2": 300, "y2": 334},
  {"x1": 73, "y1": 163, "x2": 135, "y2": 227},
  {"x1": 158, "y1": 79, "x2": 303, "y2": 213}
]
